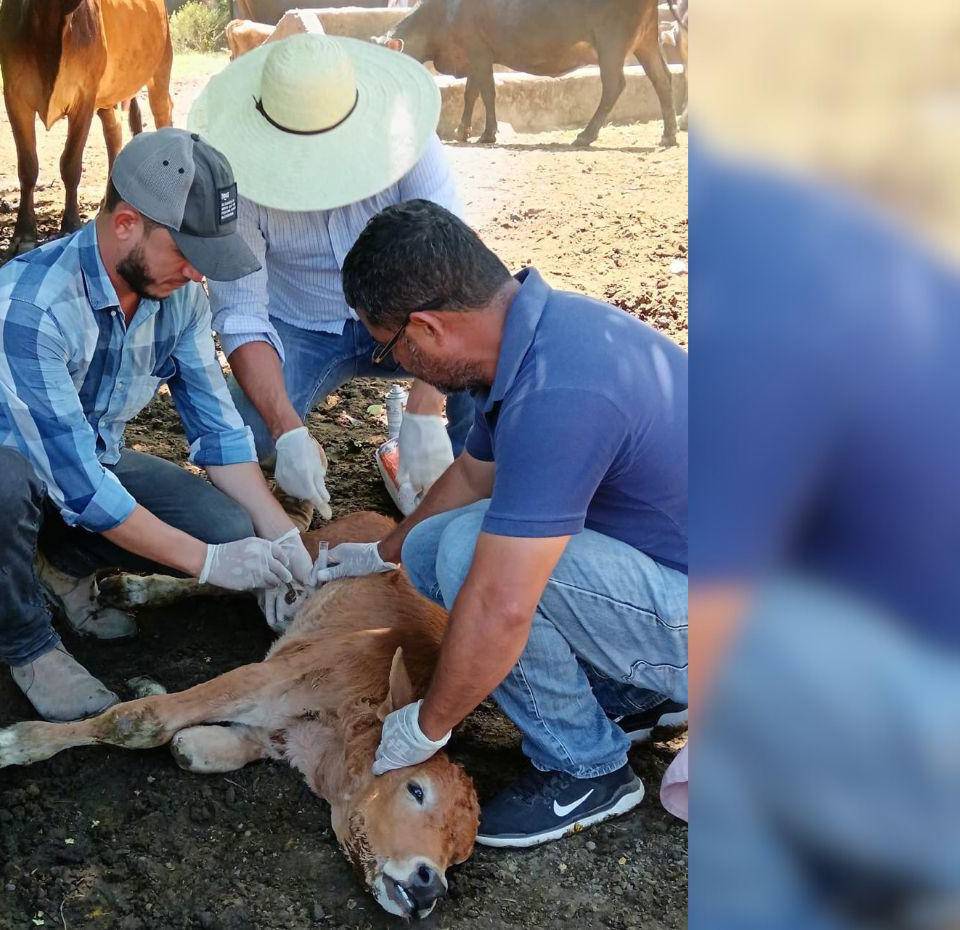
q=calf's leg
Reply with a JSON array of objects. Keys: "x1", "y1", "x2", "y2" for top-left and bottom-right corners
[
  {"x1": 171, "y1": 724, "x2": 272, "y2": 774},
  {"x1": 0, "y1": 657, "x2": 304, "y2": 769}
]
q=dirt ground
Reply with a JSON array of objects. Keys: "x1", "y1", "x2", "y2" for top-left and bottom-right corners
[{"x1": 0, "y1": 55, "x2": 687, "y2": 930}]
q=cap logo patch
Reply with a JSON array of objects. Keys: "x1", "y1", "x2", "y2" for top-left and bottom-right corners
[{"x1": 218, "y1": 184, "x2": 238, "y2": 226}]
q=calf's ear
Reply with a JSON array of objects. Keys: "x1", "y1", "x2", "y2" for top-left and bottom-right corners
[{"x1": 377, "y1": 647, "x2": 416, "y2": 720}]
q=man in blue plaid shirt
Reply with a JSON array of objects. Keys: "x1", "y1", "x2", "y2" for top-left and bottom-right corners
[{"x1": 0, "y1": 130, "x2": 317, "y2": 722}]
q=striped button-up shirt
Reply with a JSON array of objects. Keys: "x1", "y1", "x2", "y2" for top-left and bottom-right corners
[
  {"x1": 0, "y1": 222, "x2": 256, "y2": 533},
  {"x1": 207, "y1": 135, "x2": 462, "y2": 360}
]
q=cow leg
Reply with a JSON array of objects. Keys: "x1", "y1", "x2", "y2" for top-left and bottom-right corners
[
  {"x1": 60, "y1": 104, "x2": 96, "y2": 235},
  {"x1": 98, "y1": 106, "x2": 123, "y2": 173},
  {"x1": 633, "y1": 39, "x2": 678, "y2": 146},
  {"x1": 455, "y1": 76, "x2": 480, "y2": 143},
  {"x1": 474, "y1": 60, "x2": 498, "y2": 145},
  {"x1": 147, "y1": 40, "x2": 175, "y2": 129},
  {"x1": 3, "y1": 87, "x2": 40, "y2": 255},
  {"x1": 0, "y1": 657, "x2": 301, "y2": 769},
  {"x1": 574, "y1": 39, "x2": 630, "y2": 148},
  {"x1": 170, "y1": 724, "x2": 271, "y2": 774}
]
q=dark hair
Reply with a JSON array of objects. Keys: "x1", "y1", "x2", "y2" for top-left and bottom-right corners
[
  {"x1": 102, "y1": 179, "x2": 160, "y2": 232},
  {"x1": 342, "y1": 199, "x2": 511, "y2": 329}
]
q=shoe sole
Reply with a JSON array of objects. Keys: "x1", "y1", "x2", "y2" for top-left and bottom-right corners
[
  {"x1": 475, "y1": 779, "x2": 646, "y2": 849},
  {"x1": 624, "y1": 709, "x2": 689, "y2": 744}
]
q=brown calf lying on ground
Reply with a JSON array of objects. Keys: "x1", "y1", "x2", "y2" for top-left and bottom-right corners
[
  {"x1": 224, "y1": 18, "x2": 273, "y2": 60},
  {"x1": 0, "y1": 512, "x2": 480, "y2": 920}
]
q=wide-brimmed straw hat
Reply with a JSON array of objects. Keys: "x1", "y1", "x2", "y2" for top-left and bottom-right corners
[{"x1": 187, "y1": 33, "x2": 440, "y2": 212}]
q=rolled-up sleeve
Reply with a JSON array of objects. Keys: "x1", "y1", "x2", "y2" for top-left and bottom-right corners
[
  {"x1": 398, "y1": 135, "x2": 464, "y2": 219},
  {"x1": 0, "y1": 299, "x2": 136, "y2": 531},
  {"x1": 167, "y1": 287, "x2": 257, "y2": 467},
  {"x1": 207, "y1": 196, "x2": 285, "y2": 361}
]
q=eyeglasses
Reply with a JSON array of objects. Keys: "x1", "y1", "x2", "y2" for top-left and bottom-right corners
[{"x1": 371, "y1": 318, "x2": 409, "y2": 365}]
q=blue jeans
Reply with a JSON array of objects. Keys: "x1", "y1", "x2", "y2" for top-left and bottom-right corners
[
  {"x1": 693, "y1": 579, "x2": 960, "y2": 930},
  {"x1": 230, "y1": 318, "x2": 474, "y2": 461},
  {"x1": 402, "y1": 500, "x2": 689, "y2": 778},
  {"x1": 0, "y1": 447, "x2": 255, "y2": 667}
]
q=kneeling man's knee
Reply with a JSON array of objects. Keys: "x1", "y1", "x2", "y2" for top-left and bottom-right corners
[
  {"x1": 435, "y1": 511, "x2": 485, "y2": 609},
  {"x1": 0, "y1": 448, "x2": 44, "y2": 519}
]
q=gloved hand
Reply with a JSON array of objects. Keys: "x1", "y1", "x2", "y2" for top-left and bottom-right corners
[
  {"x1": 372, "y1": 699, "x2": 451, "y2": 776},
  {"x1": 274, "y1": 426, "x2": 333, "y2": 521},
  {"x1": 273, "y1": 528, "x2": 312, "y2": 586},
  {"x1": 198, "y1": 537, "x2": 292, "y2": 591},
  {"x1": 398, "y1": 413, "x2": 453, "y2": 499},
  {"x1": 309, "y1": 541, "x2": 396, "y2": 585}
]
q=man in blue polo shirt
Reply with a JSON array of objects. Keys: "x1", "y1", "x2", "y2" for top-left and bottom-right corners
[{"x1": 314, "y1": 199, "x2": 688, "y2": 847}]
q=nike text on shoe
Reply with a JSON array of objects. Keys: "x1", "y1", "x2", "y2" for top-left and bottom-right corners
[
  {"x1": 614, "y1": 699, "x2": 688, "y2": 744},
  {"x1": 476, "y1": 762, "x2": 645, "y2": 848}
]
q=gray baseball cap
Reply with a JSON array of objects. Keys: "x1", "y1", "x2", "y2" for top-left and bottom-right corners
[{"x1": 110, "y1": 128, "x2": 260, "y2": 282}]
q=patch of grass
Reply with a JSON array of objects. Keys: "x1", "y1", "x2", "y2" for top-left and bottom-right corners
[{"x1": 171, "y1": 50, "x2": 230, "y2": 83}]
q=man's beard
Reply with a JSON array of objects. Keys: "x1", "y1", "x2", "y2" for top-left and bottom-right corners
[
  {"x1": 116, "y1": 243, "x2": 161, "y2": 300},
  {"x1": 403, "y1": 338, "x2": 488, "y2": 394}
]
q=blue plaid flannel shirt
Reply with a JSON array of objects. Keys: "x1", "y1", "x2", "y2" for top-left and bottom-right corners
[{"x1": 0, "y1": 222, "x2": 256, "y2": 533}]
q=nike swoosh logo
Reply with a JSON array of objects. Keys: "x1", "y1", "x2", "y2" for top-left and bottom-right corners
[{"x1": 553, "y1": 789, "x2": 595, "y2": 818}]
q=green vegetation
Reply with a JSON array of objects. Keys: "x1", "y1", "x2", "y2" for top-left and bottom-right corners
[{"x1": 169, "y1": 0, "x2": 232, "y2": 54}]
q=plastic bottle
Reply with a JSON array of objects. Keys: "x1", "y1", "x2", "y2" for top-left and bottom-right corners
[{"x1": 385, "y1": 384, "x2": 407, "y2": 441}]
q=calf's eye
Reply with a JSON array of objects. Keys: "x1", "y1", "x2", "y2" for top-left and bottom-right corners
[{"x1": 407, "y1": 782, "x2": 424, "y2": 804}]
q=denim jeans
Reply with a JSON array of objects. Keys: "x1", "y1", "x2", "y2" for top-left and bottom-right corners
[
  {"x1": 229, "y1": 317, "x2": 474, "y2": 461},
  {"x1": 0, "y1": 447, "x2": 255, "y2": 667},
  {"x1": 402, "y1": 500, "x2": 689, "y2": 778},
  {"x1": 692, "y1": 578, "x2": 960, "y2": 930}
]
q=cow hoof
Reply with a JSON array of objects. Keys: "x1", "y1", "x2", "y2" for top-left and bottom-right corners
[
  {"x1": 6, "y1": 235, "x2": 38, "y2": 258},
  {"x1": 572, "y1": 133, "x2": 595, "y2": 148},
  {"x1": 453, "y1": 127, "x2": 469, "y2": 143},
  {"x1": 661, "y1": 134, "x2": 679, "y2": 147},
  {"x1": 0, "y1": 724, "x2": 45, "y2": 768},
  {"x1": 477, "y1": 134, "x2": 497, "y2": 145}
]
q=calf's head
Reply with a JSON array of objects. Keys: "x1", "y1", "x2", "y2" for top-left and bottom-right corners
[{"x1": 336, "y1": 650, "x2": 480, "y2": 919}]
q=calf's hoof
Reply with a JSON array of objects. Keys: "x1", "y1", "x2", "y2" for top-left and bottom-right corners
[
  {"x1": 660, "y1": 133, "x2": 679, "y2": 147},
  {"x1": 453, "y1": 126, "x2": 470, "y2": 143},
  {"x1": 572, "y1": 133, "x2": 596, "y2": 148},
  {"x1": 477, "y1": 131, "x2": 497, "y2": 145}
]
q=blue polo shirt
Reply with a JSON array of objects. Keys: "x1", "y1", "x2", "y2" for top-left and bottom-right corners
[{"x1": 465, "y1": 268, "x2": 688, "y2": 573}]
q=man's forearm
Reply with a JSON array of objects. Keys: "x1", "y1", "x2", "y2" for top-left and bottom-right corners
[
  {"x1": 228, "y1": 341, "x2": 301, "y2": 441},
  {"x1": 378, "y1": 455, "x2": 490, "y2": 563},
  {"x1": 207, "y1": 461, "x2": 296, "y2": 539},
  {"x1": 101, "y1": 505, "x2": 208, "y2": 577},
  {"x1": 418, "y1": 582, "x2": 532, "y2": 739}
]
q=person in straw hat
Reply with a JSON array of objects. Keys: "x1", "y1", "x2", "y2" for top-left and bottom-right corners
[{"x1": 190, "y1": 33, "x2": 473, "y2": 528}]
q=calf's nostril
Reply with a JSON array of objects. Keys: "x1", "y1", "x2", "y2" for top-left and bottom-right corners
[{"x1": 416, "y1": 864, "x2": 433, "y2": 885}]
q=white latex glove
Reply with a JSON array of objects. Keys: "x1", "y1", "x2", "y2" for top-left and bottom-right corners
[
  {"x1": 198, "y1": 537, "x2": 292, "y2": 591},
  {"x1": 398, "y1": 413, "x2": 453, "y2": 498},
  {"x1": 274, "y1": 426, "x2": 333, "y2": 521},
  {"x1": 372, "y1": 699, "x2": 451, "y2": 776},
  {"x1": 273, "y1": 528, "x2": 312, "y2": 586},
  {"x1": 309, "y1": 541, "x2": 396, "y2": 585}
]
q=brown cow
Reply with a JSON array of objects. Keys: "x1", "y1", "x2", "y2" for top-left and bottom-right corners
[
  {"x1": 224, "y1": 18, "x2": 273, "y2": 60},
  {"x1": 0, "y1": 513, "x2": 480, "y2": 920},
  {"x1": 376, "y1": 0, "x2": 677, "y2": 147},
  {"x1": 0, "y1": 0, "x2": 174, "y2": 256}
]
